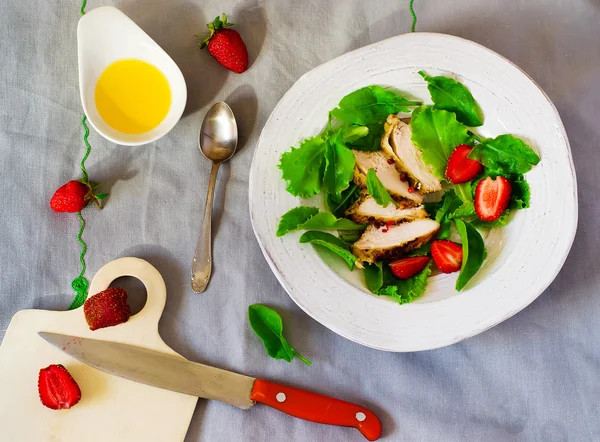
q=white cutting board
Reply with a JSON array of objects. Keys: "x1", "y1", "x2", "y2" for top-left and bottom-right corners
[{"x1": 0, "y1": 257, "x2": 198, "y2": 442}]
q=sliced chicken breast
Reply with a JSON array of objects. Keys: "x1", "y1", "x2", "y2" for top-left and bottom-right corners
[
  {"x1": 352, "y1": 150, "x2": 423, "y2": 205},
  {"x1": 381, "y1": 115, "x2": 442, "y2": 193},
  {"x1": 346, "y1": 192, "x2": 428, "y2": 224},
  {"x1": 352, "y1": 219, "x2": 440, "y2": 263}
]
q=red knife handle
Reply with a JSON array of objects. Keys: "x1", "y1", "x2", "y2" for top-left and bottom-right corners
[{"x1": 250, "y1": 379, "x2": 382, "y2": 441}]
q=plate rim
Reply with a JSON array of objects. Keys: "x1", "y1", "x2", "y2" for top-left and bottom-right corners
[{"x1": 248, "y1": 32, "x2": 578, "y2": 352}]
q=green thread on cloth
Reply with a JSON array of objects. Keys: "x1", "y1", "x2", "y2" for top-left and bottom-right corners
[
  {"x1": 409, "y1": 0, "x2": 417, "y2": 32},
  {"x1": 69, "y1": 212, "x2": 89, "y2": 309},
  {"x1": 80, "y1": 116, "x2": 92, "y2": 182},
  {"x1": 80, "y1": 0, "x2": 87, "y2": 16}
]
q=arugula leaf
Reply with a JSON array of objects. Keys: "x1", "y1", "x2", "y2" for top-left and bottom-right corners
[
  {"x1": 326, "y1": 183, "x2": 361, "y2": 217},
  {"x1": 348, "y1": 123, "x2": 384, "y2": 151},
  {"x1": 279, "y1": 136, "x2": 326, "y2": 198},
  {"x1": 331, "y1": 85, "x2": 419, "y2": 126},
  {"x1": 509, "y1": 174, "x2": 530, "y2": 210},
  {"x1": 450, "y1": 182, "x2": 476, "y2": 219},
  {"x1": 366, "y1": 168, "x2": 396, "y2": 208},
  {"x1": 468, "y1": 134, "x2": 540, "y2": 175},
  {"x1": 363, "y1": 262, "x2": 383, "y2": 293},
  {"x1": 248, "y1": 305, "x2": 311, "y2": 365},
  {"x1": 453, "y1": 219, "x2": 486, "y2": 291},
  {"x1": 376, "y1": 262, "x2": 432, "y2": 304},
  {"x1": 410, "y1": 106, "x2": 473, "y2": 179},
  {"x1": 276, "y1": 206, "x2": 320, "y2": 236},
  {"x1": 299, "y1": 231, "x2": 361, "y2": 270},
  {"x1": 276, "y1": 207, "x2": 365, "y2": 237},
  {"x1": 323, "y1": 133, "x2": 357, "y2": 202},
  {"x1": 419, "y1": 71, "x2": 483, "y2": 127}
]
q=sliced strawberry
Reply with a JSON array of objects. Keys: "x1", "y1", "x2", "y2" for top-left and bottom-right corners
[
  {"x1": 475, "y1": 176, "x2": 512, "y2": 221},
  {"x1": 389, "y1": 256, "x2": 430, "y2": 279},
  {"x1": 431, "y1": 240, "x2": 463, "y2": 274},
  {"x1": 38, "y1": 364, "x2": 81, "y2": 410},
  {"x1": 445, "y1": 144, "x2": 483, "y2": 184}
]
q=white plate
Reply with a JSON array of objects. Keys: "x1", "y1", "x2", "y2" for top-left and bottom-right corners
[{"x1": 248, "y1": 33, "x2": 577, "y2": 352}]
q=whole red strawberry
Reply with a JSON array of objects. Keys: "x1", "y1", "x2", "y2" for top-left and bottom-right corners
[
  {"x1": 50, "y1": 180, "x2": 108, "y2": 213},
  {"x1": 199, "y1": 14, "x2": 248, "y2": 74},
  {"x1": 38, "y1": 364, "x2": 81, "y2": 410},
  {"x1": 83, "y1": 287, "x2": 131, "y2": 331}
]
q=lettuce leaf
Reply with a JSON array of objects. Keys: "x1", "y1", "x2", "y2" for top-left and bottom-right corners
[
  {"x1": 376, "y1": 262, "x2": 432, "y2": 304},
  {"x1": 509, "y1": 174, "x2": 531, "y2": 210},
  {"x1": 366, "y1": 168, "x2": 396, "y2": 208},
  {"x1": 278, "y1": 136, "x2": 326, "y2": 198},
  {"x1": 468, "y1": 134, "x2": 540, "y2": 175},
  {"x1": 410, "y1": 106, "x2": 473, "y2": 179},
  {"x1": 419, "y1": 71, "x2": 483, "y2": 127},
  {"x1": 276, "y1": 207, "x2": 365, "y2": 237}
]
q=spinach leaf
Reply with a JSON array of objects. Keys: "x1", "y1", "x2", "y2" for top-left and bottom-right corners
[
  {"x1": 279, "y1": 136, "x2": 326, "y2": 198},
  {"x1": 376, "y1": 262, "x2": 432, "y2": 304},
  {"x1": 248, "y1": 305, "x2": 311, "y2": 365},
  {"x1": 453, "y1": 219, "x2": 487, "y2": 291},
  {"x1": 338, "y1": 230, "x2": 363, "y2": 244},
  {"x1": 299, "y1": 231, "x2": 361, "y2": 270},
  {"x1": 508, "y1": 174, "x2": 530, "y2": 210},
  {"x1": 276, "y1": 207, "x2": 365, "y2": 237},
  {"x1": 410, "y1": 106, "x2": 473, "y2": 179},
  {"x1": 430, "y1": 190, "x2": 462, "y2": 239},
  {"x1": 366, "y1": 168, "x2": 396, "y2": 208},
  {"x1": 407, "y1": 243, "x2": 431, "y2": 257},
  {"x1": 419, "y1": 71, "x2": 483, "y2": 127},
  {"x1": 363, "y1": 262, "x2": 383, "y2": 293},
  {"x1": 331, "y1": 85, "x2": 419, "y2": 126},
  {"x1": 276, "y1": 206, "x2": 320, "y2": 237},
  {"x1": 326, "y1": 183, "x2": 361, "y2": 217},
  {"x1": 468, "y1": 134, "x2": 540, "y2": 175}
]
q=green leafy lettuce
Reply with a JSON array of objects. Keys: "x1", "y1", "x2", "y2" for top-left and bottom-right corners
[
  {"x1": 377, "y1": 262, "x2": 432, "y2": 304},
  {"x1": 366, "y1": 168, "x2": 396, "y2": 208},
  {"x1": 248, "y1": 304, "x2": 311, "y2": 365},
  {"x1": 419, "y1": 71, "x2": 483, "y2": 127},
  {"x1": 410, "y1": 106, "x2": 473, "y2": 179},
  {"x1": 278, "y1": 136, "x2": 326, "y2": 198},
  {"x1": 299, "y1": 231, "x2": 361, "y2": 270},
  {"x1": 468, "y1": 134, "x2": 540, "y2": 175},
  {"x1": 277, "y1": 206, "x2": 365, "y2": 237},
  {"x1": 453, "y1": 219, "x2": 486, "y2": 291}
]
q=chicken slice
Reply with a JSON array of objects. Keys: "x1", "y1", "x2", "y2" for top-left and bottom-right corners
[
  {"x1": 352, "y1": 150, "x2": 423, "y2": 205},
  {"x1": 381, "y1": 115, "x2": 442, "y2": 193},
  {"x1": 352, "y1": 219, "x2": 440, "y2": 263},
  {"x1": 346, "y1": 191, "x2": 428, "y2": 224}
]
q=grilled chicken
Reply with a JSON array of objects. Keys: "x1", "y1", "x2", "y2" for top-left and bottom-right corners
[
  {"x1": 352, "y1": 219, "x2": 440, "y2": 263},
  {"x1": 352, "y1": 150, "x2": 423, "y2": 205},
  {"x1": 381, "y1": 115, "x2": 442, "y2": 193},
  {"x1": 346, "y1": 191, "x2": 428, "y2": 224}
]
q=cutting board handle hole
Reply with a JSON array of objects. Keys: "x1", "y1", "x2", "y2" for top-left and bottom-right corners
[{"x1": 109, "y1": 276, "x2": 147, "y2": 316}]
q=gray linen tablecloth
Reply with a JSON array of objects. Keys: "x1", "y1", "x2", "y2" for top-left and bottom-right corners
[{"x1": 1, "y1": 0, "x2": 599, "y2": 441}]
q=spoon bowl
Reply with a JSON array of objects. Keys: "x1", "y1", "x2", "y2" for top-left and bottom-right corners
[{"x1": 192, "y1": 102, "x2": 239, "y2": 293}]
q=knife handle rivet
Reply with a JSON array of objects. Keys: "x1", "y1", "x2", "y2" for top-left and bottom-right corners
[
  {"x1": 355, "y1": 412, "x2": 366, "y2": 422},
  {"x1": 276, "y1": 392, "x2": 286, "y2": 403}
]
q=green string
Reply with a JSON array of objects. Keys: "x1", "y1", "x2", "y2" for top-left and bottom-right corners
[
  {"x1": 409, "y1": 0, "x2": 417, "y2": 32},
  {"x1": 69, "y1": 0, "x2": 91, "y2": 309}
]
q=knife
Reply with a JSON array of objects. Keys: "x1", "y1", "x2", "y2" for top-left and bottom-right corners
[{"x1": 39, "y1": 332, "x2": 382, "y2": 441}]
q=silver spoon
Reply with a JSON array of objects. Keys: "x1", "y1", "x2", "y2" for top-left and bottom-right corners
[{"x1": 191, "y1": 102, "x2": 238, "y2": 293}]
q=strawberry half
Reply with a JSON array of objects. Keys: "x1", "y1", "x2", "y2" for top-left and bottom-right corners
[
  {"x1": 83, "y1": 287, "x2": 131, "y2": 331},
  {"x1": 389, "y1": 256, "x2": 430, "y2": 279},
  {"x1": 431, "y1": 240, "x2": 463, "y2": 274},
  {"x1": 199, "y1": 14, "x2": 248, "y2": 74},
  {"x1": 38, "y1": 364, "x2": 81, "y2": 410},
  {"x1": 445, "y1": 144, "x2": 483, "y2": 184},
  {"x1": 475, "y1": 176, "x2": 512, "y2": 221}
]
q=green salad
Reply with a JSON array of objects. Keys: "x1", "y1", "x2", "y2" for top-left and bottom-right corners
[{"x1": 276, "y1": 72, "x2": 540, "y2": 304}]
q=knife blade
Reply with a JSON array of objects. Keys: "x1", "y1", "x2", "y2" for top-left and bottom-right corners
[{"x1": 39, "y1": 332, "x2": 382, "y2": 441}]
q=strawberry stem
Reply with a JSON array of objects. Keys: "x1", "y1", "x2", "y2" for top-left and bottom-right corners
[{"x1": 198, "y1": 13, "x2": 235, "y2": 49}]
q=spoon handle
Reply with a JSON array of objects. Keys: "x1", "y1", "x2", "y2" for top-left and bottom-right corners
[{"x1": 191, "y1": 162, "x2": 220, "y2": 293}]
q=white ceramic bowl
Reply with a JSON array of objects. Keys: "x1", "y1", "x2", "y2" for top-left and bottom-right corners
[
  {"x1": 249, "y1": 33, "x2": 578, "y2": 352},
  {"x1": 77, "y1": 6, "x2": 186, "y2": 146}
]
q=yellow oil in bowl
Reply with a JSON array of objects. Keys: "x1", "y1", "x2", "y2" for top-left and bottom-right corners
[{"x1": 95, "y1": 59, "x2": 171, "y2": 134}]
